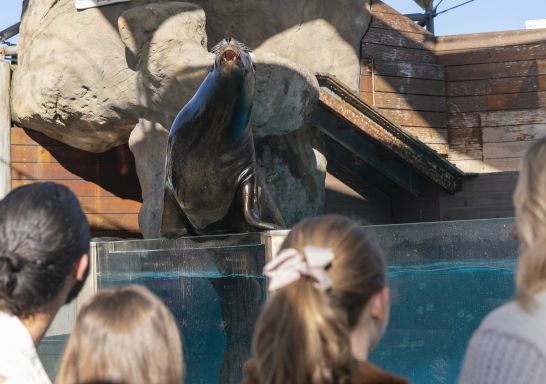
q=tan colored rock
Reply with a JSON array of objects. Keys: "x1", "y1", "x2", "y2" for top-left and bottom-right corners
[
  {"x1": 252, "y1": 51, "x2": 319, "y2": 137},
  {"x1": 255, "y1": 126, "x2": 326, "y2": 226},
  {"x1": 12, "y1": 0, "x2": 141, "y2": 152},
  {"x1": 119, "y1": 2, "x2": 212, "y2": 117},
  {"x1": 12, "y1": 0, "x2": 210, "y2": 152},
  {"x1": 189, "y1": 0, "x2": 371, "y2": 91},
  {"x1": 128, "y1": 119, "x2": 169, "y2": 238}
]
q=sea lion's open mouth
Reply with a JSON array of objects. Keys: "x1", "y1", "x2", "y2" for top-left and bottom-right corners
[{"x1": 221, "y1": 49, "x2": 238, "y2": 62}]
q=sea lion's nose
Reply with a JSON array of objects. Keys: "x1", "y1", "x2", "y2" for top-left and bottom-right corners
[{"x1": 226, "y1": 37, "x2": 232, "y2": 43}]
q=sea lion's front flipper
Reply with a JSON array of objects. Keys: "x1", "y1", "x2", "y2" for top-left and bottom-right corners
[
  {"x1": 160, "y1": 186, "x2": 191, "y2": 238},
  {"x1": 238, "y1": 173, "x2": 285, "y2": 231}
]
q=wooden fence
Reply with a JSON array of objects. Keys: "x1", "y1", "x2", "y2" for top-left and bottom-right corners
[{"x1": 10, "y1": 127, "x2": 141, "y2": 237}]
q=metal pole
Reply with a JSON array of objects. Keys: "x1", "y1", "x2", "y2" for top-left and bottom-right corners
[
  {"x1": 0, "y1": 45, "x2": 18, "y2": 57},
  {"x1": 0, "y1": 22, "x2": 20, "y2": 44},
  {"x1": 427, "y1": 10, "x2": 435, "y2": 34},
  {"x1": 0, "y1": 59, "x2": 11, "y2": 198}
]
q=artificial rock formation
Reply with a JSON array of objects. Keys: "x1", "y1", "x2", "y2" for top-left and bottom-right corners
[
  {"x1": 11, "y1": 0, "x2": 372, "y2": 237},
  {"x1": 189, "y1": 0, "x2": 371, "y2": 91},
  {"x1": 12, "y1": 0, "x2": 141, "y2": 152}
]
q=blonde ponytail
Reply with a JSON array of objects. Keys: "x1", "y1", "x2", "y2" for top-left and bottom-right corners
[
  {"x1": 253, "y1": 277, "x2": 353, "y2": 384},
  {"x1": 251, "y1": 215, "x2": 386, "y2": 384}
]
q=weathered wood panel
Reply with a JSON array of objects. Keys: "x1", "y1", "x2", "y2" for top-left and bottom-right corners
[
  {"x1": 12, "y1": 163, "x2": 135, "y2": 180},
  {"x1": 371, "y1": 0, "x2": 408, "y2": 15},
  {"x1": 86, "y1": 214, "x2": 139, "y2": 232},
  {"x1": 439, "y1": 172, "x2": 517, "y2": 220},
  {"x1": 364, "y1": 27, "x2": 436, "y2": 51},
  {"x1": 401, "y1": 127, "x2": 448, "y2": 144},
  {"x1": 450, "y1": 160, "x2": 486, "y2": 173},
  {"x1": 381, "y1": 109, "x2": 447, "y2": 128},
  {"x1": 446, "y1": 59, "x2": 546, "y2": 82},
  {"x1": 485, "y1": 158, "x2": 521, "y2": 172},
  {"x1": 325, "y1": 173, "x2": 392, "y2": 225},
  {"x1": 448, "y1": 91, "x2": 546, "y2": 113},
  {"x1": 13, "y1": 179, "x2": 125, "y2": 198},
  {"x1": 454, "y1": 158, "x2": 521, "y2": 173},
  {"x1": 447, "y1": 95, "x2": 488, "y2": 113},
  {"x1": 10, "y1": 127, "x2": 142, "y2": 237},
  {"x1": 447, "y1": 75, "x2": 546, "y2": 97},
  {"x1": 448, "y1": 143, "x2": 482, "y2": 161},
  {"x1": 487, "y1": 91, "x2": 546, "y2": 111},
  {"x1": 366, "y1": 75, "x2": 445, "y2": 96},
  {"x1": 11, "y1": 127, "x2": 59, "y2": 145},
  {"x1": 374, "y1": 60, "x2": 444, "y2": 81},
  {"x1": 483, "y1": 141, "x2": 530, "y2": 159},
  {"x1": 362, "y1": 42, "x2": 436, "y2": 64},
  {"x1": 361, "y1": 91, "x2": 374, "y2": 104},
  {"x1": 449, "y1": 127, "x2": 481, "y2": 145},
  {"x1": 438, "y1": 43, "x2": 546, "y2": 66},
  {"x1": 371, "y1": 10, "x2": 432, "y2": 36},
  {"x1": 374, "y1": 92, "x2": 446, "y2": 112},
  {"x1": 482, "y1": 124, "x2": 546, "y2": 143},
  {"x1": 11, "y1": 145, "x2": 135, "y2": 164},
  {"x1": 437, "y1": 29, "x2": 546, "y2": 51},
  {"x1": 426, "y1": 143, "x2": 448, "y2": 156},
  {"x1": 360, "y1": 75, "x2": 373, "y2": 93},
  {"x1": 448, "y1": 109, "x2": 546, "y2": 129},
  {"x1": 77, "y1": 197, "x2": 140, "y2": 214}
]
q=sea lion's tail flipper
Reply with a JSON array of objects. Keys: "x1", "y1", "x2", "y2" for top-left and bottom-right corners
[
  {"x1": 239, "y1": 173, "x2": 286, "y2": 231},
  {"x1": 160, "y1": 186, "x2": 191, "y2": 238}
]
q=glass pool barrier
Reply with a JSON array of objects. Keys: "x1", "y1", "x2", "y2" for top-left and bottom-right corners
[{"x1": 38, "y1": 217, "x2": 517, "y2": 384}]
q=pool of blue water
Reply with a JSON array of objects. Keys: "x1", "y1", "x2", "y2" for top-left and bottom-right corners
[
  {"x1": 96, "y1": 258, "x2": 515, "y2": 384},
  {"x1": 370, "y1": 259, "x2": 515, "y2": 384}
]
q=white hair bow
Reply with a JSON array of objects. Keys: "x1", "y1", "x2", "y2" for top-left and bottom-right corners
[{"x1": 264, "y1": 246, "x2": 334, "y2": 292}]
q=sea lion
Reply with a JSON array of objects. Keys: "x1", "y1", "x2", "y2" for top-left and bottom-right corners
[{"x1": 160, "y1": 37, "x2": 285, "y2": 237}]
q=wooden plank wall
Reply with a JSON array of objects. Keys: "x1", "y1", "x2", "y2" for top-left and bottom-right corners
[
  {"x1": 437, "y1": 29, "x2": 546, "y2": 173},
  {"x1": 362, "y1": 0, "x2": 448, "y2": 157},
  {"x1": 10, "y1": 127, "x2": 142, "y2": 237}
]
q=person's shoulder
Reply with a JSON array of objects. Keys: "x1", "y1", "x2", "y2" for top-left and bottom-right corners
[
  {"x1": 478, "y1": 295, "x2": 546, "y2": 336},
  {"x1": 353, "y1": 361, "x2": 410, "y2": 384},
  {"x1": 470, "y1": 294, "x2": 546, "y2": 357}
]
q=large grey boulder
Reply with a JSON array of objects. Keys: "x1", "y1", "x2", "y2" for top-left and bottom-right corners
[
  {"x1": 12, "y1": 0, "x2": 140, "y2": 152},
  {"x1": 255, "y1": 126, "x2": 326, "y2": 226},
  {"x1": 118, "y1": 2, "x2": 212, "y2": 120},
  {"x1": 128, "y1": 118, "x2": 168, "y2": 238},
  {"x1": 251, "y1": 50, "x2": 319, "y2": 137},
  {"x1": 12, "y1": 0, "x2": 209, "y2": 152}
]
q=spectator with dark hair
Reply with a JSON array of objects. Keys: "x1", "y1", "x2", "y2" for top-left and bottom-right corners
[{"x1": 0, "y1": 182, "x2": 91, "y2": 384}]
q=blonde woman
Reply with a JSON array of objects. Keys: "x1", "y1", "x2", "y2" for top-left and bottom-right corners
[
  {"x1": 57, "y1": 285, "x2": 184, "y2": 384},
  {"x1": 243, "y1": 215, "x2": 409, "y2": 384},
  {"x1": 459, "y1": 137, "x2": 546, "y2": 383}
]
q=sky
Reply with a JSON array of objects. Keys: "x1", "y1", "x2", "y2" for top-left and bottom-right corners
[
  {"x1": 1, "y1": 0, "x2": 546, "y2": 39},
  {"x1": 383, "y1": 0, "x2": 546, "y2": 36}
]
